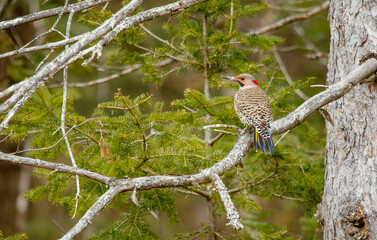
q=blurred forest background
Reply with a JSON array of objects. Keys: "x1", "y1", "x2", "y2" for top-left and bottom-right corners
[{"x1": 0, "y1": 0, "x2": 330, "y2": 239}]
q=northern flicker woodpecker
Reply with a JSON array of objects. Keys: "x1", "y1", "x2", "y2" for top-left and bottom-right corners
[{"x1": 223, "y1": 74, "x2": 274, "y2": 156}]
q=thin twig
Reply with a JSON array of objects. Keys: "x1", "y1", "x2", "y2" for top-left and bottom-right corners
[
  {"x1": 266, "y1": 2, "x2": 321, "y2": 12},
  {"x1": 203, "y1": 124, "x2": 242, "y2": 133},
  {"x1": 114, "y1": 217, "x2": 128, "y2": 231},
  {"x1": 0, "y1": 34, "x2": 84, "y2": 60},
  {"x1": 215, "y1": 232, "x2": 227, "y2": 240},
  {"x1": 49, "y1": 58, "x2": 174, "y2": 88},
  {"x1": 52, "y1": 219, "x2": 67, "y2": 233},
  {"x1": 139, "y1": 24, "x2": 182, "y2": 53},
  {"x1": 181, "y1": 186, "x2": 210, "y2": 198},
  {"x1": 11, "y1": 118, "x2": 103, "y2": 155},
  {"x1": 0, "y1": 0, "x2": 110, "y2": 30},
  {"x1": 1, "y1": 57, "x2": 376, "y2": 236},
  {"x1": 292, "y1": 23, "x2": 328, "y2": 66},
  {"x1": 0, "y1": 56, "x2": 375, "y2": 234},
  {"x1": 59, "y1": 186, "x2": 122, "y2": 240},
  {"x1": 274, "y1": 130, "x2": 290, "y2": 146},
  {"x1": 159, "y1": 66, "x2": 181, "y2": 78},
  {"x1": 61, "y1": 8, "x2": 81, "y2": 218},
  {"x1": 1, "y1": 0, "x2": 207, "y2": 133},
  {"x1": 0, "y1": 129, "x2": 13, "y2": 143},
  {"x1": 207, "y1": 133, "x2": 225, "y2": 146},
  {"x1": 21, "y1": 0, "x2": 70, "y2": 50},
  {"x1": 175, "y1": 188, "x2": 200, "y2": 196},
  {"x1": 272, "y1": 193, "x2": 304, "y2": 202},
  {"x1": 0, "y1": 3, "x2": 376, "y2": 238},
  {"x1": 0, "y1": 0, "x2": 146, "y2": 132},
  {"x1": 272, "y1": 49, "x2": 309, "y2": 100},
  {"x1": 228, "y1": 171, "x2": 278, "y2": 194},
  {"x1": 249, "y1": 1, "x2": 329, "y2": 35},
  {"x1": 213, "y1": 129, "x2": 238, "y2": 136},
  {"x1": 35, "y1": 49, "x2": 55, "y2": 72},
  {"x1": 183, "y1": 105, "x2": 195, "y2": 112},
  {"x1": 270, "y1": 59, "x2": 377, "y2": 135}
]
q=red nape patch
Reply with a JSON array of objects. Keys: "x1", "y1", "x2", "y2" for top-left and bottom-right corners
[{"x1": 252, "y1": 80, "x2": 259, "y2": 86}]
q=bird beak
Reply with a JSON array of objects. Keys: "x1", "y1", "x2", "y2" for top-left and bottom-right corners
[{"x1": 222, "y1": 76, "x2": 235, "y2": 81}]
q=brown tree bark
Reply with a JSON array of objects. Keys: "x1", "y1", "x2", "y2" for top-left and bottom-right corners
[{"x1": 318, "y1": 0, "x2": 377, "y2": 239}]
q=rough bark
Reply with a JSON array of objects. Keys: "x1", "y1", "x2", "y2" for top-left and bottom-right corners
[{"x1": 318, "y1": 1, "x2": 377, "y2": 239}]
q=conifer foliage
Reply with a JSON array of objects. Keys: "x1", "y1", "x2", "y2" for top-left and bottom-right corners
[{"x1": 0, "y1": 0, "x2": 328, "y2": 239}]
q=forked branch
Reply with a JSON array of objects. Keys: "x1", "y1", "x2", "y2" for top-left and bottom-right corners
[
  {"x1": 0, "y1": 0, "x2": 208, "y2": 132},
  {"x1": 1, "y1": 57, "x2": 377, "y2": 238},
  {"x1": 1, "y1": 0, "x2": 376, "y2": 238}
]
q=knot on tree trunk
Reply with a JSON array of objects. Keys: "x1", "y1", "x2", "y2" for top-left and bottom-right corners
[{"x1": 342, "y1": 205, "x2": 369, "y2": 240}]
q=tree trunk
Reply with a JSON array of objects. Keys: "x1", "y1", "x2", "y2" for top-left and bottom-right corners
[{"x1": 318, "y1": 0, "x2": 377, "y2": 239}]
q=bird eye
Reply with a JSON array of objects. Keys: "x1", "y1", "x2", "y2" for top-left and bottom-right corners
[{"x1": 241, "y1": 77, "x2": 245, "y2": 80}]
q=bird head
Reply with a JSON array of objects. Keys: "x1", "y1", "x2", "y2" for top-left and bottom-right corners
[{"x1": 222, "y1": 74, "x2": 259, "y2": 89}]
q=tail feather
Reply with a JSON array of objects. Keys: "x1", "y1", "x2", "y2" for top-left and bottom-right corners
[
  {"x1": 253, "y1": 127, "x2": 260, "y2": 151},
  {"x1": 253, "y1": 127, "x2": 274, "y2": 156},
  {"x1": 266, "y1": 136, "x2": 275, "y2": 155}
]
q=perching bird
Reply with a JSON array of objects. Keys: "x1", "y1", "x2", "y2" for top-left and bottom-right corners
[{"x1": 223, "y1": 74, "x2": 274, "y2": 156}]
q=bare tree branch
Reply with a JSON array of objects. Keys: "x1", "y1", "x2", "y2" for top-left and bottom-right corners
[
  {"x1": 0, "y1": 129, "x2": 13, "y2": 143},
  {"x1": 82, "y1": 0, "x2": 207, "y2": 66},
  {"x1": 0, "y1": 0, "x2": 144, "y2": 131},
  {"x1": 59, "y1": 186, "x2": 122, "y2": 240},
  {"x1": 0, "y1": 152, "x2": 111, "y2": 184},
  {"x1": 203, "y1": 124, "x2": 242, "y2": 133},
  {"x1": 272, "y1": 193, "x2": 304, "y2": 202},
  {"x1": 249, "y1": 1, "x2": 329, "y2": 35},
  {"x1": 54, "y1": 64, "x2": 142, "y2": 88},
  {"x1": 1, "y1": 0, "x2": 376, "y2": 237},
  {"x1": 207, "y1": 173, "x2": 243, "y2": 230},
  {"x1": 0, "y1": 79, "x2": 30, "y2": 99},
  {"x1": 11, "y1": 118, "x2": 102, "y2": 155},
  {"x1": 139, "y1": 24, "x2": 183, "y2": 54},
  {"x1": 19, "y1": 0, "x2": 69, "y2": 50},
  {"x1": 48, "y1": 58, "x2": 175, "y2": 88},
  {"x1": 270, "y1": 58, "x2": 377, "y2": 135},
  {"x1": 0, "y1": 77, "x2": 43, "y2": 124},
  {"x1": 0, "y1": 0, "x2": 188, "y2": 130},
  {"x1": 0, "y1": 34, "x2": 83, "y2": 60},
  {"x1": 0, "y1": 57, "x2": 376, "y2": 237},
  {"x1": 0, "y1": 132, "x2": 251, "y2": 233},
  {"x1": 0, "y1": 0, "x2": 209, "y2": 133},
  {"x1": 0, "y1": 0, "x2": 110, "y2": 30},
  {"x1": 61, "y1": 9, "x2": 81, "y2": 218},
  {"x1": 207, "y1": 133, "x2": 225, "y2": 146},
  {"x1": 6, "y1": 60, "x2": 377, "y2": 178}
]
